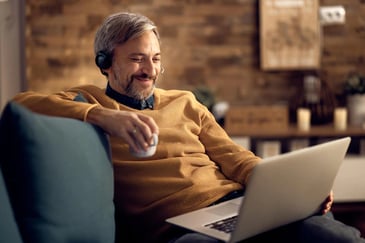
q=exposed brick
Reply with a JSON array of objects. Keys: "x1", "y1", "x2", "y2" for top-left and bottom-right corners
[
  {"x1": 25, "y1": 0, "x2": 365, "y2": 107},
  {"x1": 37, "y1": 2, "x2": 63, "y2": 15}
]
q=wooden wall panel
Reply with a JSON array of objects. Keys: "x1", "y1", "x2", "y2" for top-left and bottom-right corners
[{"x1": 260, "y1": 0, "x2": 321, "y2": 70}]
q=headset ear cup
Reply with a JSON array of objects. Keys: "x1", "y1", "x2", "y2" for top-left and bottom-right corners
[{"x1": 95, "y1": 51, "x2": 112, "y2": 70}]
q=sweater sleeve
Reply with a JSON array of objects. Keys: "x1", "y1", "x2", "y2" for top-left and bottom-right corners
[
  {"x1": 198, "y1": 104, "x2": 261, "y2": 186},
  {"x1": 12, "y1": 89, "x2": 99, "y2": 121}
]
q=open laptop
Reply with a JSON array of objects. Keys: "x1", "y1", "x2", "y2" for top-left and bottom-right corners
[{"x1": 166, "y1": 137, "x2": 351, "y2": 243}]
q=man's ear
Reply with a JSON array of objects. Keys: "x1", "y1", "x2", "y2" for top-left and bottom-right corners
[
  {"x1": 100, "y1": 69, "x2": 109, "y2": 77},
  {"x1": 95, "y1": 51, "x2": 112, "y2": 76}
]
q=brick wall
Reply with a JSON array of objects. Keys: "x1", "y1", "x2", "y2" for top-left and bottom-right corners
[{"x1": 25, "y1": 0, "x2": 365, "y2": 106}]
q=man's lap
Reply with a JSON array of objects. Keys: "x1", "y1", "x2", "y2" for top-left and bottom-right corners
[{"x1": 169, "y1": 212, "x2": 365, "y2": 243}]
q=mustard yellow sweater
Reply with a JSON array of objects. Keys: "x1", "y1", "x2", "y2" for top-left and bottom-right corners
[{"x1": 14, "y1": 85, "x2": 260, "y2": 243}]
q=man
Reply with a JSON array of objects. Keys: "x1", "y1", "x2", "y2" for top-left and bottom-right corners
[{"x1": 14, "y1": 12, "x2": 364, "y2": 243}]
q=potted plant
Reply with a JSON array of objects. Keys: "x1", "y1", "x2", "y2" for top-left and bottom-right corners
[{"x1": 343, "y1": 73, "x2": 365, "y2": 127}]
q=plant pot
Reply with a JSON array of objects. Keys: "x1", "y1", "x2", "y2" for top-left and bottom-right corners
[{"x1": 347, "y1": 94, "x2": 365, "y2": 126}]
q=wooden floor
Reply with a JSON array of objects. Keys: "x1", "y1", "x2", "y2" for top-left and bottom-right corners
[{"x1": 332, "y1": 202, "x2": 365, "y2": 238}]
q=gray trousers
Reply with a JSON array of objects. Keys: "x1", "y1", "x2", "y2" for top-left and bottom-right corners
[{"x1": 170, "y1": 212, "x2": 364, "y2": 243}]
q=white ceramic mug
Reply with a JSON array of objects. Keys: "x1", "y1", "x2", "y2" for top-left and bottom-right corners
[{"x1": 130, "y1": 133, "x2": 158, "y2": 158}]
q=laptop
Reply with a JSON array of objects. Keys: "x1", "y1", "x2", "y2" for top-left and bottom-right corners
[{"x1": 166, "y1": 137, "x2": 351, "y2": 243}]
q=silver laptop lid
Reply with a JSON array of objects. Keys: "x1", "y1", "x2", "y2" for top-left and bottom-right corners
[{"x1": 229, "y1": 137, "x2": 351, "y2": 242}]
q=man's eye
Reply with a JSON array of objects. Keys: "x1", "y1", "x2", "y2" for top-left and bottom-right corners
[
  {"x1": 131, "y1": 58, "x2": 143, "y2": 62},
  {"x1": 153, "y1": 58, "x2": 161, "y2": 62}
]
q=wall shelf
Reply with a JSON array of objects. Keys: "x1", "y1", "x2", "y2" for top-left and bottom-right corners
[
  {"x1": 228, "y1": 124, "x2": 365, "y2": 156},
  {"x1": 227, "y1": 124, "x2": 365, "y2": 139}
]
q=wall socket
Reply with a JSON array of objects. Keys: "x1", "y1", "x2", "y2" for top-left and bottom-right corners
[{"x1": 319, "y1": 5, "x2": 346, "y2": 25}]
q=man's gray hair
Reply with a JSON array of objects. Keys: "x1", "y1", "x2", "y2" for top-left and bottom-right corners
[{"x1": 94, "y1": 12, "x2": 160, "y2": 56}]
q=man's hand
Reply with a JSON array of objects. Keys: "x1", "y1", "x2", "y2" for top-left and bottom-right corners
[
  {"x1": 321, "y1": 190, "x2": 334, "y2": 214},
  {"x1": 87, "y1": 106, "x2": 159, "y2": 152}
]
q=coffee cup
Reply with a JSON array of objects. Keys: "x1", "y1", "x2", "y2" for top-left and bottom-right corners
[{"x1": 130, "y1": 133, "x2": 158, "y2": 158}]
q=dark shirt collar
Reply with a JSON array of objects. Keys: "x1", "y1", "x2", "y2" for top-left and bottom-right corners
[{"x1": 105, "y1": 83, "x2": 154, "y2": 110}]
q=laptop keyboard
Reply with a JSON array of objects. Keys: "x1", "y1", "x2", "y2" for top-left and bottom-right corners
[{"x1": 204, "y1": 215, "x2": 238, "y2": 233}]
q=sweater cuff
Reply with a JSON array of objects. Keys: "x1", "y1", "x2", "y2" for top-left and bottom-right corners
[{"x1": 83, "y1": 104, "x2": 99, "y2": 122}]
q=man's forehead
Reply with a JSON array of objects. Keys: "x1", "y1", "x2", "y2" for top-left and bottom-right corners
[{"x1": 116, "y1": 32, "x2": 161, "y2": 55}]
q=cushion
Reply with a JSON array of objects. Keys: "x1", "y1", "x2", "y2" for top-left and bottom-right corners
[
  {"x1": 0, "y1": 102, "x2": 115, "y2": 243},
  {"x1": 0, "y1": 165, "x2": 22, "y2": 243}
]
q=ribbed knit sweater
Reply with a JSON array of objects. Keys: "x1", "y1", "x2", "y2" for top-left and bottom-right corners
[{"x1": 13, "y1": 85, "x2": 260, "y2": 242}]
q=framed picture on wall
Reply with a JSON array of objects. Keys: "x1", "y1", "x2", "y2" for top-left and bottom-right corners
[{"x1": 260, "y1": 0, "x2": 321, "y2": 70}]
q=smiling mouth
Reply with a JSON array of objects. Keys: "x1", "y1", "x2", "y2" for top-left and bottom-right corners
[
  {"x1": 136, "y1": 77, "x2": 152, "y2": 82},
  {"x1": 134, "y1": 74, "x2": 156, "y2": 83}
]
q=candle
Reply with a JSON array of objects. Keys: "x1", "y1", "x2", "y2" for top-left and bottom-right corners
[
  {"x1": 334, "y1": 108, "x2": 347, "y2": 131},
  {"x1": 297, "y1": 108, "x2": 311, "y2": 131}
]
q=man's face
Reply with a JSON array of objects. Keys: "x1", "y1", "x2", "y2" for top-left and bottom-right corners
[{"x1": 106, "y1": 30, "x2": 161, "y2": 100}]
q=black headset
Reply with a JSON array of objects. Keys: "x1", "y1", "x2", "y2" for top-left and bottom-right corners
[
  {"x1": 95, "y1": 50, "x2": 165, "y2": 76},
  {"x1": 95, "y1": 51, "x2": 112, "y2": 75}
]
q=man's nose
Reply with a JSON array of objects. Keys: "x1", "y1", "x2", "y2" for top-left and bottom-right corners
[{"x1": 141, "y1": 60, "x2": 157, "y2": 77}]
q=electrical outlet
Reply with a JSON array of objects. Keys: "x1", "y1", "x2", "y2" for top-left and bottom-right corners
[{"x1": 319, "y1": 6, "x2": 346, "y2": 25}]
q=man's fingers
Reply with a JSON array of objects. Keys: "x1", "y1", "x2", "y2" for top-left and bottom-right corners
[
  {"x1": 130, "y1": 125, "x2": 150, "y2": 151},
  {"x1": 138, "y1": 114, "x2": 159, "y2": 135}
]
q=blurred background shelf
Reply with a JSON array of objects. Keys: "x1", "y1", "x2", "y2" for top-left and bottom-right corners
[
  {"x1": 229, "y1": 124, "x2": 365, "y2": 156},
  {"x1": 227, "y1": 124, "x2": 365, "y2": 138}
]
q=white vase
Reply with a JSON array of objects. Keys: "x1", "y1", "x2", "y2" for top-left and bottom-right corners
[{"x1": 347, "y1": 94, "x2": 365, "y2": 126}]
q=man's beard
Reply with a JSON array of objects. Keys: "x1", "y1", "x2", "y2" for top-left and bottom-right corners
[{"x1": 113, "y1": 71, "x2": 156, "y2": 100}]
